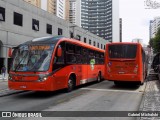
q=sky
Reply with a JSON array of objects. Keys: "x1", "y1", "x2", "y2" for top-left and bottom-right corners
[
  {"x1": 120, "y1": 0, "x2": 160, "y2": 45},
  {"x1": 41, "y1": 0, "x2": 160, "y2": 45}
]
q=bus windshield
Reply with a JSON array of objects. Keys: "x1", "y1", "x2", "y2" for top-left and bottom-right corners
[
  {"x1": 108, "y1": 44, "x2": 137, "y2": 59},
  {"x1": 11, "y1": 44, "x2": 55, "y2": 72}
]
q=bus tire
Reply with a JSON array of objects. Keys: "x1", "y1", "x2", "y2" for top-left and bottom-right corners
[
  {"x1": 67, "y1": 77, "x2": 75, "y2": 92},
  {"x1": 97, "y1": 72, "x2": 101, "y2": 82},
  {"x1": 114, "y1": 81, "x2": 120, "y2": 85},
  {"x1": 140, "y1": 82, "x2": 144, "y2": 85}
]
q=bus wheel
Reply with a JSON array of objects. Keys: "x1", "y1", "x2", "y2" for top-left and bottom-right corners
[
  {"x1": 140, "y1": 81, "x2": 144, "y2": 85},
  {"x1": 67, "y1": 77, "x2": 74, "y2": 92},
  {"x1": 114, "y1": 81, "x2": 120, "y2": 86},
  {"x1": 97, "y1": 72, "x2": 101, "y2": 82}
]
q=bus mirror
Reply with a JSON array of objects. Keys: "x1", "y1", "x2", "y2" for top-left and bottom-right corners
[
  {"x1": 8, "y1": 48, "x2": 12, "y2": 57},
  {"x1": 57, "y1": 47, "x2": 62, "y2": 57}
]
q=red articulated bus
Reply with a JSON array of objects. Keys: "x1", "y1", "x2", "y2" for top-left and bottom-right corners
[
  {"x1": 8, "y1": 36, "x2": 105, "y2": 91},
  {"x1": 104, "y1": 42, "x2": 148, "y2": 85}
]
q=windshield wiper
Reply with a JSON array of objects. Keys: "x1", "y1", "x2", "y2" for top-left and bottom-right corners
[{"x1": 14, "y1": 51, "x2": 29, "y2": 72}]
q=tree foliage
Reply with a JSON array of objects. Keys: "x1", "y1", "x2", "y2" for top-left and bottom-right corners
[
  {"x1": 152, "y1": 28, "x2": 160, "y2": 53},
  {"x1": 149, "y1": 38, "x2": 154, "y2": 48}
]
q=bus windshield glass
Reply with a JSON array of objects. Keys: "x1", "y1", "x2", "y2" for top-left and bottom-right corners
[
  {"x1": 108, "y1": 44, "x2": 137, "y2": 59},
  {"x1": 11, "y1": 44, "x2": 54, "y2": 72}
]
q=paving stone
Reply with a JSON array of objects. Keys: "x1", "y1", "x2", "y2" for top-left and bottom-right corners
[{"x1": 138, "y1": 73, "x2": 160, "y2": 120}]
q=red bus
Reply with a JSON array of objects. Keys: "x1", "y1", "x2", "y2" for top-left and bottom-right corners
[
  {"x1": 8, "y1": 36, "x2": 105, "y2": 91},
  {"x1": 104, "y1": 42, "x2": 148, "y2": 85}
]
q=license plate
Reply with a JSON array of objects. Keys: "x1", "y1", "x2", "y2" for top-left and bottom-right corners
[
  {"x1": 20, "y1": 86, "x2": 27, "y2": 88},
  {"x1": 119, "y1": 72, "x2": 125, "y2": 74}
]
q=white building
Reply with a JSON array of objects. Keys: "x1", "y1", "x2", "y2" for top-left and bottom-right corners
[
  {"x1": 0, "y1": 0, "x2": 107, "y2": 72},
  {"x1": 150, "y1": 17, "x2": 160, "y2": 39},
  {"x1": 47, "y1": 0, "x2": 66, "y2": 20},
  {"x1": 132, "y1": 38, "x2": 148, "y2": 47},
  {"x1": 69, "y1": 0, "x2": 81, "y2": 27},
  {"x1": 132, "y1": 38, "x2": 143, "y2": 45}
]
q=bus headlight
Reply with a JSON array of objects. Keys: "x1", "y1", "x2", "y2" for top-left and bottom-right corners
[
  {"x1": 38, "y1": 74, "x2": 48, "y2": 82},
  {"x1": 8, "y1": 74, "x2": 13, "y2": 81}
]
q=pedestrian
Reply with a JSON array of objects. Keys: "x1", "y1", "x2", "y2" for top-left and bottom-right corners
[{"x1": 1, "y1": 66, "x2": 6, "y2": 80}]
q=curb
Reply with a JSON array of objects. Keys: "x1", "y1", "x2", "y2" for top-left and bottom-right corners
[
  {"x1": 137, "y1": 74, "x2": 160, "y2": 120},
  {"x1": 0, "y1": 89, "x2": 26, "y2": 97},
  {"x1": 136, "y1": 81, "x2": 148, "y2": 120}
]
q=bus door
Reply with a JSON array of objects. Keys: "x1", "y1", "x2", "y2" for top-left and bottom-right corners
[
  {"x1": 53, "y1": 42, "x2": 66, "y2": 89},
  {"x1": 73, "y1": 45, "x2": 83, "y2": 85},
  {"x1": 79, "y1": 48, "x2": 88, "y2": 84}
]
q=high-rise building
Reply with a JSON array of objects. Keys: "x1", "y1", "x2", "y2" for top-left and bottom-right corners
[
  {"x1": 81, "y1": 0, "x2": 119, "y2": 42},
  {"x1": 47, "y1": 0, "x2": 119, "y2": 42},
  {"x1": 69, "y1": 0, "x2": 81, "y2": 27},
  {"x1": 150, "y1": 17, "x2": 160, "y2": 39},
  {"x1": 65, "y1": 0, "x2": 70, "y2": 21},
  {"x1": 119, "y1": 18, "x2": 122, "y2": 42},
  {"x1": 47, "y1": 0, "x2": 67, "y2": 20},
  {"x1": 24, "y1": 0, "x2": 41, "y2": 8}
]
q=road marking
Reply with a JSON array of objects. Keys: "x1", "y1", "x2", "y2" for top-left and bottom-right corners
[
  {"x1": 81, "y1": 88, "x2": 143, "y2": 94},
  {"x1": 0, "y1": 89, "x2": 9, "y2": 92}
]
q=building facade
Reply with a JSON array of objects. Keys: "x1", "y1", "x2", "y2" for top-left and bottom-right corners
[
  {"x1": 81, "y1": 0, "x2": 119, "y2": 42},
  {"x1": 47, "y1": 0, "x2": 81, "y2": 26},
  {"x1": 65, "y1": 0, "x2": 70, "y2": 21},
  {"x1": 47, "y1": 0, "x2": 120, "y2": 42},
  {"x1": 132, "y1": 38, "x2": 143, "y2": 45},
  {"x1": 47, "y1": 0, "x2": 67, "y2": 20},
  {"x1": 24, "y1": 0, "x2": 41, "y2": 8},
  {"x1": 69, "y1": 0, "x2": 81, "y2": 27},
  {"x1": 150, "y1": 17, "x2": 160, "y2": 39},
  {"x1": 0, "y1": 0, "x2": 107, "y2": 72}
]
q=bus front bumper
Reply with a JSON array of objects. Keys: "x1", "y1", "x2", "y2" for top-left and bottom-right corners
[{"x1": 8, "y1": 80, "x2": 54, "y2": 91}]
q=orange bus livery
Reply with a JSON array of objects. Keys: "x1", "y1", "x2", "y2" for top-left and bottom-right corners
[
  {"x1": 8, "y1": 36, "x2": 105, "y2": 91},
  {"x1": 104, "y1": 42, "x2": 147, "y2": 85}
]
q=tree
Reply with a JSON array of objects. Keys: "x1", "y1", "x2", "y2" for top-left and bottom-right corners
[
  {"x1": 153, "y1": 28, "x2": 160, "y2": 53},
  {"x1": 149, "y1": 38, "x2": 154, "y2": 48}
]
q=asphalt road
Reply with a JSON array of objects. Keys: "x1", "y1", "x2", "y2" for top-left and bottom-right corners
[{"x1": 0, "y1": 80, "x2": 146, "y2": 120}]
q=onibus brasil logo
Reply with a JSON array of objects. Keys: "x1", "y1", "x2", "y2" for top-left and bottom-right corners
[
  {"x1": 90, "y1": 59, "x2": 95, "y2": 70},
  {"x1": 144, "y1": 0, "x2": 160, "y2": 9}
]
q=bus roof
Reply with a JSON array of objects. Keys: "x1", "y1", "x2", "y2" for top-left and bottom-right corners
[
  {"x1": 106, "y1": 42, "x2": 143, "y2": 51},
  {"x1": 16, "y1": 36, "x2": 104, "y2": 52},
  {"x1": 60, "y1": 38, "x2": 104, "y2": 52},
  {"x1": 20, "y1": 36, "x2": 64, "y2": 45},
  {"x1": 107, "y1": 42, "x2": 142, "y2": 45}
]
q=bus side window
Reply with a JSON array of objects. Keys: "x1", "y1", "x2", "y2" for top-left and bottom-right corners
[
  {"x1": 75, "y1": 46, "x2": 82, "y2": 64},
  {"x1": 97, "y1": 52, "x2": 101, "y2": 65},
  {"x1": 88, "y1": 50, "x2": 95, "y2": 64},
  {"x1": 101, "y1": 53, "x2": 105, "y2": 64},
  {"x1": 82, "y1": 48, "x2": 88, "y2": 64},
  {"x1": 66, "y1": 43, "x2": 76, "y2": 64}
]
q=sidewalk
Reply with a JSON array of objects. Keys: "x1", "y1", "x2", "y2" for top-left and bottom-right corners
[
  {"x1": 0, "y1": 74, "x2": 8, "y2": 91},
  {"x1": 0, "y1": 74, "x2": 25, "y2": 96},
  {"x1": 138, "y1": 69, "x2": 160, "y2": 120}
]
